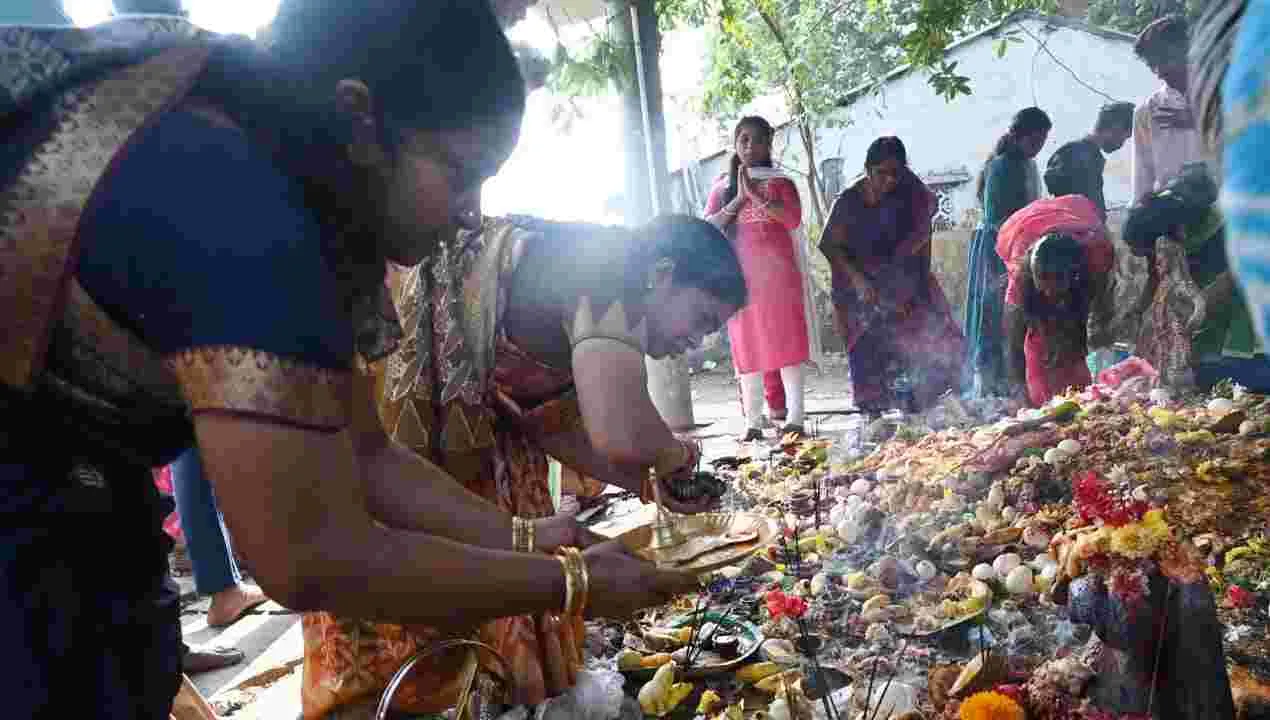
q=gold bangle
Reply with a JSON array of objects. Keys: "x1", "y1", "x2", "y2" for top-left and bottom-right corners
[
  {"x1": 555, "y1": 552, "x2": 576, "y2": 615},
  {"x1": 513, "y1": 516, "x2": 535, "y2": 554},
  {"x1": 562, "y1": 546, "x2": 589, "y2": 615}
]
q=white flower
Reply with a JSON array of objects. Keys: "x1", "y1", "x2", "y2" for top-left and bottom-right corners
[
  {"x1": 1225, "y1": 624, "x2": 1254, "y2": 644},
  {"x1": 1107, "y1": 464, "x2": 1131, "y2": 487}
]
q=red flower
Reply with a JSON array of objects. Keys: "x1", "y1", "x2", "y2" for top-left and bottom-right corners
[
  {"x1": 1108, "y1": 567, "x2": 1149, "y2": 609},
  {"x1": 1226, "y1": 584, "x2": 1257, "y2": 609},
  {"x1": 1072, "y1": 472, "x2": 1147, "y2": 527},
  {"x1": 783, "y1": 595, "x2": 808, "y2": 618},
  {"x1": 764, "y1": 589, "x2": 808, "y2": 619}
]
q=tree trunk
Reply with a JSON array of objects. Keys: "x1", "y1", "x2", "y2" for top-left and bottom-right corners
[
  {"x1": 797, "y1": 119, "x2": 826, "y2": 229},
  {"x1": 754, "y1": 3, "x2": 825, "y2": 230}
]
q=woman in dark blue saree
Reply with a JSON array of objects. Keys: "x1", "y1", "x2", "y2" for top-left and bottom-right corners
[{"x1": 0, "y1": 5, "x2": 694, "y2": 717}]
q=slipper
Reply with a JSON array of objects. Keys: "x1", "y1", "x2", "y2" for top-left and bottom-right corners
[
  {"x1": 207, "y1": 585, "x2": 268, "y2": 628},
  {"x1": 184, "y1": 644, "x2": 245, "y2": 674}
]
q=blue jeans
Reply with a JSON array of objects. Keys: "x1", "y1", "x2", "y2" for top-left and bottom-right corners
[{"x1": 171, "y1": 448, "x2": 240, "y2": 595}]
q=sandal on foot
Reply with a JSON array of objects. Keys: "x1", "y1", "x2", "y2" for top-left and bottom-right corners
[
  {"x1": 780, "y1": 424, "x2": 805, "y2": 439},
  {"x1": 741, "y1": 428, "x2": 765, "y2": 442},
  {"x1": 207, "y1": 585, "x2": 268, "y2": 628},
  {"x1": 184, "y1": 644, "x2": 245, "y2": 674}
]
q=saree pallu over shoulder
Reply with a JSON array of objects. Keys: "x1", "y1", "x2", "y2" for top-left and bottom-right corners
[
  {"x1": 311, "y1": 217, "x2": 581, "y2": 719},
  {"x1": 0, "y1": 40, "x2": 211, "y2": 392},
  {"x1": 381, "y1": 218, "x2": 529, "y2": 458}
]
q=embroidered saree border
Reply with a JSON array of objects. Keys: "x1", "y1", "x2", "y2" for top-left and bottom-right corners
[
  {"x1": 166, "y1": 346, "x2": 352, "y2": 431},
  {"x1": 0, "y1": 45, "x2": 211, "y2": 391},
  {"x1": 566, "y1": 296, "x2": 648, "y2": 355}
]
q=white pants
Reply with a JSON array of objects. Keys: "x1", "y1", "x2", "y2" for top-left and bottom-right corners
[{"x1": 740, "y1": 365, "x2": 804, "y2": 429}]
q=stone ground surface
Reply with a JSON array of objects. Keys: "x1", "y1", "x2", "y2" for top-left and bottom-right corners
[{"x1": 178, "y1": 360, "x2": 860, "y2": 718}]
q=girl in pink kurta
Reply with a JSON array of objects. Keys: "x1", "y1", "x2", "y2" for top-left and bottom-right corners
[{"x1": 705, "y1": 116, "x2": 810, "y2": 439}]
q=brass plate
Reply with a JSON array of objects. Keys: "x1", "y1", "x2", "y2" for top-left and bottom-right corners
[{"x1": 601, "y1": 512, "x2": 776, "y2": 574}]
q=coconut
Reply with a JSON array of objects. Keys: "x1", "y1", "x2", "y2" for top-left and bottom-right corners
[
  {"x1": 810, "y1": 573, "x2": 830, "y2": 596},
  {"x1": 850, "y1": 478, "x2": 873, "y2": 496},
  {"x1": 916, "y1": 560, "x2": 937, "y2": 581},
  {"x1": 972, "y1": 564, "x2": 996, "y2": 582},
  {"x1": 1044, "y1": 448, "x2": 1068, "y2": 465},
  {"x1": 836, "y1": 521, "x2": 857, "y2": 543},
  {"x1": 1239, "y1": 420, "x2": 1257, "y2": 436},
  {"x1": 1208, "y1": 397, "x2": 1235, "y2": 414},
  {"x1": 1057, "y1": 439, "x2": 1081, "y2": 455},
  {"x1": 992, "y1": 553, "x2": 1022, "y2": 577},
  {"x1": 1005, "y1": 565, "x2": 1034, "y2": 595}
]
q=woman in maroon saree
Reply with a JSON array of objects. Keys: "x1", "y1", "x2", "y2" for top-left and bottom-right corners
[{"x1": 819, "y1": 137, "x2": 965, "y2": 412}]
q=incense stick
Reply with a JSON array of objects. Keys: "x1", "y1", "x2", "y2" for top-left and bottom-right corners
[
  {"x1": 797, "y1": 616, "x2": 838, "y2": 720},
  {"x1": 867, "y1": 640, "x2": 907, "y2": 720},
  {"x1": 684, "y1": 592, "x2": 707, "y2": 670},
  {"x1": 688, "y1": 602, "x2": 738, "y2": 667}
]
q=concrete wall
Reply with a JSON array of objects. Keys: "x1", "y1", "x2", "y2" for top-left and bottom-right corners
[{"x1": 670, "y1": 14, "x2": 1160, "y2": 341}]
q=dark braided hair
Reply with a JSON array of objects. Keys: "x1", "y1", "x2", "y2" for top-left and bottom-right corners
[
  {"x1": 1095, "y1": 102, "x2": 1136, "y2": 133},
  {"x1": 723, "y1": 115, "x2": 775, "y2": 206},
  {"x1": 188, "y1": 0, "x2": 525, "y2": 338},
  {"x1": 865, "y1": 136, "x2": 907, "y2": 168},
  {"x1": 976, "y1": 107, "x2": 1051, "y2": 202},
  {"x1": 1135, "y1": 14, "x2": 1190, "y2": 69}
]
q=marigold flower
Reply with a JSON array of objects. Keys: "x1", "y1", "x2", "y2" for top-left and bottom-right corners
[
  {"x1": 1110, "y1": 523, "x2": 1157, "y2": 560},
  {"x1": 959, "y1": 690, "x2": 1026, "y2": 720}
]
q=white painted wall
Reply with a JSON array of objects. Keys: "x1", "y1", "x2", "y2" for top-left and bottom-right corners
[
  {"x1": 814, "y1": 15, "x2": 1159, "y2": 222},
  {"x1": 672, "y1": 14, "x2": 1164, "y2": 224}
]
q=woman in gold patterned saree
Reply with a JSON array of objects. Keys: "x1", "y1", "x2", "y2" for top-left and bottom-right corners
[
  {"x1": 304, "y1": 215, "x2": 748, "y2": 718},
  {"x1": 0, "y1": 3, "x2": 695, "y2": 717}
]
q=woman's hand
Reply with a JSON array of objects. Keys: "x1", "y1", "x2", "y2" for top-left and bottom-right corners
[
  {"x1": 851, "y1": 272, "x2": 878, "y2": 304},
  {"x1": 655, "y1": 473, "x2": 721, "y2": 515},
  {"x1": 535, "y1": 515, "x2": 604, "y2": 552},
  {"x1": 584, "y1": 540, "x2": 699, "y2": 618},
  {"x1": 648, "y1": 439, "x2": 719, "y2": 515},
  {"x1": 738, "y1": 166, "x2": 756, "y2": 203}
]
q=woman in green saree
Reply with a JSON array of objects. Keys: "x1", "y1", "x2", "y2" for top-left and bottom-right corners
[{"x1": 965, "y1": 107, "x2": 1052, "y2": 398}]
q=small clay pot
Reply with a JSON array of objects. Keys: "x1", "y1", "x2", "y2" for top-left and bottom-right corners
[
  {"x1": 711, "y1": 634, "x2": 740, "y2": 657},
  {"x1": 795, "y1": 634, "x2": 825, "y2": 655}
]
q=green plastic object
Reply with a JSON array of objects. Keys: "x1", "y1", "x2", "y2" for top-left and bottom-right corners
[{"x1": 548, "y1": 457, "x2": 562, "y2": 512}]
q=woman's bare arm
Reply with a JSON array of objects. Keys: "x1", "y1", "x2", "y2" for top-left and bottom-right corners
[
  {"x1": 536, "y1": 426, "x2": 647, "y2": 494},
  {"x1": 195, "y1": 414, "x2": 565, "y2": 623},
  {"x1": 348, "y1": 370, "x2": 521, "y2": 549},
  {"x1": 1005, "y1": 305, "x2": 1029, "y2": 396}
]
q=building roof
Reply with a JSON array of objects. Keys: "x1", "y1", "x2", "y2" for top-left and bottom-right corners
[
  {"x1": 836, "y1": 11, "x2": 1136, "y2": 107},
  {"x1": 672, "y1": 11, "x2": 1134, "y2": 175}
]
